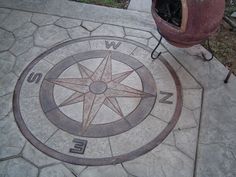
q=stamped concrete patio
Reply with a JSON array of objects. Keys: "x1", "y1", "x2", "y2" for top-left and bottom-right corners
[{"x1": 0, "y1": 0, "x2": 235, "y2": 177}]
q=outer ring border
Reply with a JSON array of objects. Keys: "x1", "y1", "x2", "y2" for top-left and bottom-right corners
[{"x1": 13, "y1": 36, "x2": 183, "y2": 166}]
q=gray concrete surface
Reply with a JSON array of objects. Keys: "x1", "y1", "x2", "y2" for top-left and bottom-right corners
[
  {"x1": 0, "y1": 1, "x2": 235, "y2": 177},
  {"x1": 0, "y1": 0, "x2": 155, "y2": 31},
  {"x1": 128, "y1": 0, "x2": 152, "y2": 13}
]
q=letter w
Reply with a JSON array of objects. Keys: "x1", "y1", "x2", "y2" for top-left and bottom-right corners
[{"x1": 105, "y1": 41, "x2": 121, "y2": 49}]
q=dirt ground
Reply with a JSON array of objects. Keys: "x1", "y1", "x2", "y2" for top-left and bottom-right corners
[
  {"x1": 203, "y1": 3, "x2": 236, "y2": 75},
  {"x1": 203, "y1": 20, "x2": 236, "y2": 75}
]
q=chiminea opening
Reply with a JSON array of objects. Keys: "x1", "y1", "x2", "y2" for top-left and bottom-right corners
[{"x1": 155, "y1": 0, "x2": 182, "y2": 28}]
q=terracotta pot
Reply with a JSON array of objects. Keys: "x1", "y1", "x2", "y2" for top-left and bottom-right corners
[{"x1": 151, "y1": 0, "x2": 225, "y2": 47}]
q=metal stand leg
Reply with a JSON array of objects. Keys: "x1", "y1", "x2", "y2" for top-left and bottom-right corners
[
  {"x1": 201, "y1": 39, "x2": 214, "y2": 61},
  {"x1": 201, "y1": 39, "x2": 233, "y2": 84},
  {"x1": 224, "y1": 63, "x2": 233, "y2": 84},
  {"x1": 224, "y1": 70, "x2": 232, "y2": 83},
  {"x1": 151, "y1": 35, "x2": 163, "y2": 60}
]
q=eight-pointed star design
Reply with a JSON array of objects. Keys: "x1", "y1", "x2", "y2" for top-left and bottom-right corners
[{"x1": 49, "y1": 52, "x2": 154, "y2": 132}]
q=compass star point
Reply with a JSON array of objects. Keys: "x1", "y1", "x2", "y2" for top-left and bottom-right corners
[
  {"x1": 111, "y1": 70, "x2": 134, "y2": 83},
  {"x1": 77, "y1": 63, "x2": 93, "y2": 78},
  {"x1": 59, "y1": 92, "x2": 84, "y2": 107},
  {"x1": 81, "y1": 93, "x2": 106, "y2": 132},
  {"x1": 90, "y1": 52, "x2": 112, "y2": 81},
  {"x1": 48, "y1": 78, "x2": 91, "y2": 93},
  {"x1": 104, "y1": 97, "x2": 124, "y2": 117}
]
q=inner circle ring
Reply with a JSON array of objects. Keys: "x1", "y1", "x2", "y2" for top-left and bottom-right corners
[
  {"x1": 40, "y1": 50, "x2": 157, "y2": 138},
  {"x1": 13, "y1": 36, "x2": 182, "y2": 166}
]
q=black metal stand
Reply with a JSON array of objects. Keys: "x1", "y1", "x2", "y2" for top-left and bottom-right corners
[
  {"x1": 224, "y1": 70, "x2": 232, "y2": 83},
  {"x1": 201, "y1": 39, "x2": 232, "y2": 84},
  {"x1": 224, "y1": 63, "x2": 233, "y2": 84},
  {"x1": 151, "y1": 35, "x2": 163, "y2": 60},
  {"x1": 151, "y1": 36, "x2": 233, "y2": 83}
]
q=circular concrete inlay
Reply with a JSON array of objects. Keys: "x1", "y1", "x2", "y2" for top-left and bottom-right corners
[
  {"x1": 89, "y1": 81, "x2": 107, "y2": 94},
  {"x1": 13, "y1": 36, "x2": 182, "y2": 166}
]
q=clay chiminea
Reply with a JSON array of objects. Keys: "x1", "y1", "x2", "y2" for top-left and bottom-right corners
[{"x1": 151, "y1": 0, "x2": 225, "y2": 47}]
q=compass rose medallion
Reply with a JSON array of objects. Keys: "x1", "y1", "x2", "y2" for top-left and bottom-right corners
[
  {"x1": 48, "y1": 52, "x2": 153, "y2": 133},
  {"x1": 13, "y1": 36, "x2": 184, "y2": 166}
]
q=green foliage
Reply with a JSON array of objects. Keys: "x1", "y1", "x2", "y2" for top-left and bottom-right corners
[
  {"x1": 225, "y1": 5, "x2": 236, "y2": 16},
  {"x1": 225, "y1": 0, "x2": 236, "y2": 15}
]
